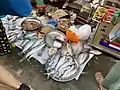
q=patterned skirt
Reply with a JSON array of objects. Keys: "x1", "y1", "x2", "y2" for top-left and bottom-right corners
[{"x1": 0, "y1": 20, "x2": 11, "y2": 56}]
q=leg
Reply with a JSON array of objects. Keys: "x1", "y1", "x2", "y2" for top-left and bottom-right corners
[
  {"x1": 0, "y1": 84, "x2": 15, "y2": 90},
  {"x1": 0, "y1": 65, "x2": 21, "y2": 89},
  {"x1": 96, "y1": 62, "x2": 120, "y2": 90},
  {"x1": 102, "y1": 62, "x2": 120, "y2": 90}
]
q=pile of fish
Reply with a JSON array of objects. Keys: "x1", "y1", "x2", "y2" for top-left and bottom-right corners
[
  {"x1": 1, "y1": 15, "x2": 102, "y2": 82},
  {"x1": 19, "y1": 32, "x2": 48, "y2": 62},
  {"x1": 45, "y1": 53, "x2": 79, "y2": 82}
]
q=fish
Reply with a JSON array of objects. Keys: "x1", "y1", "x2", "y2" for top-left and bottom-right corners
[
  {"x1": 50, "y1": 53, "x2": 61, "y2": 69},
  {"x1": 58, "y1": 64, "x2": 75, "y2": 74},
  {"x1": 58, "y1": 62, "x2": 75, "y2": 72},
  {"x1": 16, "y1": 31, "x2": 23, "y2": 39},
  {"x1": 25, "y1": 44, "x2": 45, "y2": 59},
  {"x1": 57, "y1": 56, "x2": 73, "y2": 71},
  {"x1": 77, "y1": 52, "x2": 89, "y2": 65},
  {"x1": 22, "y1": 40, "x2": 36, "y2": 53},
  {"x1": 89, "y1": 50, "x2": 102, "y2": 55},
  {"x1": 60, "y1": 45, "x2": 68, "y2": 56},
  {"x1": 9, "y1": 35, "x2": 16, "y2": 42},
  {"x1": 61, "y1": 69, "x2": 77, "y2": 79},
  {"x1": 71, "y1": 42, "x2": 83, "y2": 55},
  {"x1": 31, "y1": 39, "x2": 43, "y2": 48},
  {"x1": 7, "y1": 30, "x2": 20, "y2": 35},
  {"x1": 67, "y1": 43, "x2": 73, "y2": 56},
  {"x1": 84, "y1": 44, "x2": 92, "y2": 50},
  {"x1": 21, "y1": 39, "x2": 30, "y2": 47},
  {"x1": 24, "y1": 32, "x2": 37, "y2": 39},
  {"x1": 55, "y1": 56, "x2": 67, "y2": 71},
  {"x1": 41, "y1": 47, "x2": 50, "y2": 61},
  {"x1": 46, "y1": 53, "x2": 60, "y2": 70}
]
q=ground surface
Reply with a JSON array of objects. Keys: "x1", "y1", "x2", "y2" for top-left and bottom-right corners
[{"x1": 0, "y1": 48, "x2": 118, "y2": 90}]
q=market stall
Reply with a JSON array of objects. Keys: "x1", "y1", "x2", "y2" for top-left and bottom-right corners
[{"x1": 1, "y1": 0, "x2": 120, "y2": 82}]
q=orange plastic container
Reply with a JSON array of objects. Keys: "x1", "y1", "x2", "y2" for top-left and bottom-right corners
[{"x1": 66, "y1": 29, "x2": 80, "y2": 43}]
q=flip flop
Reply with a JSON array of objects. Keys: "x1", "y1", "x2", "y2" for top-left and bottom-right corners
[{"x1": 95, "y1": 72, "x2": 107, "y2": 90}]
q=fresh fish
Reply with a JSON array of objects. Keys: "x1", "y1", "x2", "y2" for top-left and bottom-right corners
[
  {"x1": 16, "y1": 31, "x2": 23, "y2": 38},
  {"x1": 58, "y1": 64, "x2": 75, "y2": 74},
  {"x1": 8, "y1": 35, "x2": 16, "y2": 40},
  {"x1": 58, "y1": 62, "x2": 75, "y2": 72},
  {"x1": 25, "y1": 44, "x2": 45, "y2": 58},
  {"x1": 61, "y1": 69, "x2": 77, "y2": 79},
  {"x1": 55, "y1": 56, "x2": 67, "y2": 71},
  {"x1": 60, "y1": 45, "x2": 68, "y2": 56},
  {"x1": 21, "y1": 39, "x2": 30, "y2": 47},
  {"x1": 31, "y1": 39, "x2": 43, "y2": 48},
  {"x1": 46, "y1": 53, "x2": 60, "y2": 70},
  {"x1": 50, "y1": 53, "x2": 61, "y2": 69},
  {"x1": 24, "y1": 32, "x2": 37, "y2": 39},
  {"x1": 77, "y1": 52, "x2": 89, "y2": 65},
  {"x1": 67, "y1": 43, "x2": 73, "y2": 56},
  {"x1": 71, "y1": 42, "x2": 83, "y2": 55},
  {"x1": 84, "y1": 44, "x2": 92, "y2": 50},
  {"x1": 22, "y1": 40, "x2": 36, "y2": 53},
  {"x1": 7, "y1": 30, "x2": 20, "y2": 35},
  {"x1": 57, "y1": 56, "x2": 73, "y2": 71},
  {"x1": 90, "y1": 50, "x2": 102, "y2": 55},
  {"x1": 41, "y1": 47, "x2": 50, "y2": 61},
  {"x1": 26, "y1": 51, "x2": 38, "y2": 61}
]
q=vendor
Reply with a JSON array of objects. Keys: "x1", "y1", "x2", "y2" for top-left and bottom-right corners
[{"x1": 0, "y1": 0, "x2": 32, "y2": 56}]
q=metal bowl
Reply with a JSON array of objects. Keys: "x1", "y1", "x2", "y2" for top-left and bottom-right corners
[
  {"x1": 45, "y1": 55, "x2": 79, "y2": 82},
  {"x1": 44, "y1": 30, "x2": 66, "y2": 48},
  {"x1": 21, "y1": 18, "x2": 42, "y2": 31}
]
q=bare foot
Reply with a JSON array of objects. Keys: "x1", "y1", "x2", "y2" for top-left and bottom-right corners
[{"x1": 95, "y1": 72, "x2": 107, "y2": 90}]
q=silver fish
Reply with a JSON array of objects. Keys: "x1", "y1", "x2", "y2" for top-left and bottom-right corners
[
  {"x1": 60, "y1": 45, "x2": 68, "y2": 56},
  {"x1": 67, "y1": 43, "x2": 73, "y2": 56},
  {"x1": 61, "y1": 69, "x2": 76, "y2": 79},
  {"x1": 58, "y1": 62, "x2": 75, "y2": 72},
  {"x1": 21, "y1": 39, "x2": 30, "y2": 47},
  {"x1": 55, "y1": 56, "x2": 67, "y2": 71},
  {"x1": 50, "y1": 53, "x2": 61, "y2": 69},
  {"x1": 58, "y1": 64, "x2": 75, "y2": 74},
  {"x1": 41, "y1": 47, "x2": 50, "y2": 61},
  {"x1": 25, "y1": 44, "x2": 45, "y2": 58},
  {"x1": 31, "y1": 39, "x2": 43, "y2": 48},
  {"x1": 57, "y1": 56, "x2": 73, "y2": 71},
  {"x1": 46, "y1": 53, "x2": 60, "y2": 70},
  {"x1": 84, "y1": 44, "x2": 92, "y2": 50},
  {"x1": 90, "y1": 50, "x2": 102, "y2": 55},
  {"x1": 24, "y1": 32, "x2": 37, "y2": 39},
  {"x1": 16, "y1": 31, "x2": 23, "y2": 39},
  {"x1": 77, "y1": 52, "x2": 89, "y2": 65},
  {"x1": 22, "y1": 40, "x2": 36, "y2": 53},
  {"x1": 9, "y1": 35, "x2": 16, "y2": 41},
  {"x1": 7, "y1": 30, "x2": 20, "y2": 35},
  {"x1": 71, "y1": 42, "x2": 83, "y2": 55}
]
